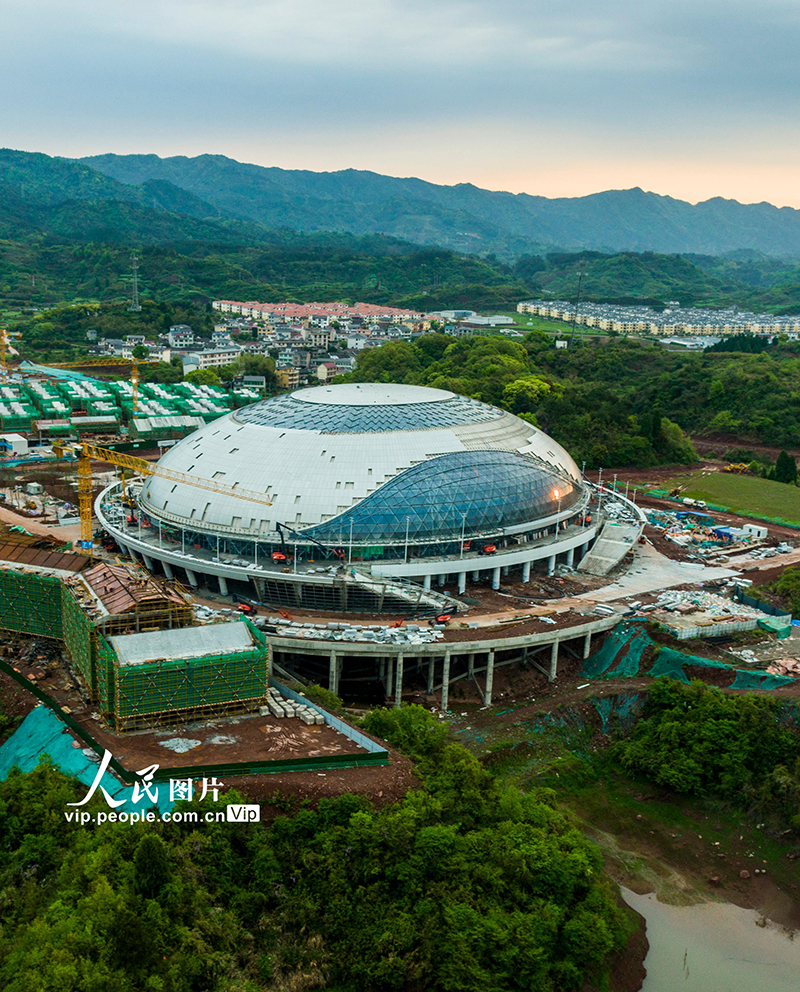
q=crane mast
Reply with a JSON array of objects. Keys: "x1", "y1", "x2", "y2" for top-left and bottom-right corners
[{"x1": 53, "y1": 441, "x2": 274, "y2": 553}]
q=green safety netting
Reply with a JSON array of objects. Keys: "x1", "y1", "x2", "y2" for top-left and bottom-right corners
[
  {"x1": 758, "y1": 617, "x2": 793, "y2": 640},
  {"x1": 581, "y1": 621, "x2": 653, "y2": 679},
  {"x1": 0, "y1": 706, "x2": 174, "y2": 813},
  {"x1": 651, "y1": 647, "x2": 793, "y2": 690},
  {"x1": 649, "y1": 647, "x2": 730, "y2": 682},
  {"x1": 731, "y1": 670, "x2": 796, "y2": 691},
  {"x1": 581, "y1": 623, "x2": 796, "y2": 692},
  {"x1": 591, "y1": 693, "x2": 645, "y2": 733}
]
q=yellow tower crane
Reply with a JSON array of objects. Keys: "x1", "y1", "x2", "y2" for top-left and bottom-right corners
[
  {"x1": 40, "y1": 357, "x2": 142, "y2": 412},
  {"x1": 53, "y1": 441, "x2": 273, "y2": 552},
  {"x1": 131, "y1": 357, "x2": 140, "y2": 415}
]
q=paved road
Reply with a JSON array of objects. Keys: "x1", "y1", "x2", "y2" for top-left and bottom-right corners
[{"x1": 573, "y1": 542, "x2": 735, "y2": 604}]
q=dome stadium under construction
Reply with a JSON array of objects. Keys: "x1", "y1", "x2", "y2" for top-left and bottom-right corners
[{"x1": 96, "y1": 383, "x2": 609, "y2": 614}]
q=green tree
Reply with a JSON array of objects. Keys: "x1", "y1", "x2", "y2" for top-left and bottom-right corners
[
  {"x1": 185, "y1": 367, "x2": 221, "y2": 386},
  {"x1": 131, "y1": 344, "x2": 149, "y2": 360},
  {"x1": 775, "y1": 450, "x2": 798, "y2": 485},
  {"x1": 502, "y1": 375, "x2": 554, "y2": 414}
]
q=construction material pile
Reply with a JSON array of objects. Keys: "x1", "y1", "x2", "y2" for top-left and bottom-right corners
[
  {"x1": 263, "y1": 687, "x2": 325, "y2": 725},
  {"x1": 652, "y1": 589, "x2": 768, "y2": 639},
  {"x1": 645, "y1": 508, "x2": 766, "y2": 559},
  {"x1": 266, "y1": 617, "x2": 446, "y2": 645},
  {"x1": 766, "y1": 659, "x2": 800, "y2": 677}
]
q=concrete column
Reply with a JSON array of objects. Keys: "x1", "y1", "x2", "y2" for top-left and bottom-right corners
[
  {"x1": 549, "y1": 640, "x2": 559, "y2": 681},
  {"x1": 492, "y1": 566, "x2": 501, "y2": 590},
  {"x1": 458, "y1": 572, "x2": 466, "y2": 594},
  {"x1": 394, "y1": 653, "x2": 404, "y2": 708},
  {"x1": 441, "y1": 651, "x2": 451, "y2": 712},
  {"x1": 522, "y1": 560, "x2": 531, "y2": 583},
  {"x1": 583, "y1": 632, "x2": 592, "y2": 659},
  {"x1": 427, "y1": 657, "x2": 434, "y2": 694},
  {"x1": 184, "y1": 568, "x2": 198, "y2": 589},
  {"x1": 162, "y1": 561, "x2": 174, "y2": 580},
  {"x1": 267, "y1": 643, "x2": 273, "y2": 681},
  {"x1": 567, "y1": 548, "x2": 575, "y2": 568},
  {"x1": 328, "y1": 650, "x2": 338, "y2": 695},
  {"x1": 438, "y1": 573, "x2": 446, "y2": 587},
  {"x1": 502, "y1": 565, "x2": 509, "y2": 576},
  {"x1": 472, "y1": 570, "x2": 480, "y2": 582},
  {"x1": 142, "y1": 553, "x2": 154, "y2": 572},
  {"x1": 128, "y1": 548, "x2": 140, "y2": 562},
  {"x1": 423, "y1": 574, "x2": 431, "y2": 592},
  {"x1": 468, "y1": 653, "x2": 475, "y2": 678},
  {"x1": 485, "y1": 650, "x2": 495, "y2": 707},
  {"x1": 385, "y1": 655, "x2": 394, "y2": 696},
  {"x1": 547, "y1": 554, "x2": 556, "y2": 576},
  {"x1": 218, "y1": 575, "x2": 229, "y2": 596}
]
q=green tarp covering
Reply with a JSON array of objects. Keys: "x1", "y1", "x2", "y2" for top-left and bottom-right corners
[
  {"x1": 581, "y1": 622, "x2": 796, "y2": 691},
  {"x1": 0, "y1": 706, "x2": 174, "y2": 813}
]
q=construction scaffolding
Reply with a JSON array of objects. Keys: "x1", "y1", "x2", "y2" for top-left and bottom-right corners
[
  {"x1": 0, "y1": 568, "x2": 64, "y2": 640},
  {"x1": 0, "y1": 556, "x2": 269, "y2": 730},
  {"x1": 98, "y1": 620, "x2": 270, "y2": 731},
  {"x1": 61, "y1": 581, "x2": 94, "y2": 692},
  {"x1": 74, "y1": 562, "x2": 194, "y2": 634}
]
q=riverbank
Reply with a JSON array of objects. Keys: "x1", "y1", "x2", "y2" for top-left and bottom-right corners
[{"x1": 473, "y1": 695, "x2": 800, "y2": 991}]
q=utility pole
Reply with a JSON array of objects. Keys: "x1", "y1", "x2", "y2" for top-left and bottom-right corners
[
  {"x1": 128, "y1": 253, "x2": 142, "y2": 312},
  {"x1": 569, "y1": 261, "x2": 587, "y2": 347}
]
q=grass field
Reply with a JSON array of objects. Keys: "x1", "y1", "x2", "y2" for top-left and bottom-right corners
[
  {"x1": 653, "y1": 469, "x2": 800, "y2": 525},
  {"x1": 495, "y1": 312, "x2": 604, "y2": 336}
]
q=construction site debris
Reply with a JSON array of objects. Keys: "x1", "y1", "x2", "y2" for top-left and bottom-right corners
[
  {"x1": 159, "y1": 738, "x2": 203, "y2": 753},
  {"x1": 265, "y1": 616, "x2": 446, "y2": 645},
  {"x1": 267, "y1": 687, "x2": 325, "y2": 725},
  {"x1": 651, "y1": 589, "x2": 775, "y2": 640},
  {"x1": 766, "y1": 659, "x2": 800, "y2": 677}
]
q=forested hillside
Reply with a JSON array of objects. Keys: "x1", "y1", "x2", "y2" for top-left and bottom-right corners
[
  {"x1": 80, "y1": 151, "x2": 800, "y2": 258},
  {"x1": 4, "y1": 149, "x2": 800, "y2": 313},
  {"x1": 0, "y1": 238, "x2": 528, "y2": 311},
  {"x1": 6, "y1": 238, "x2": 800, "y2": 316}
]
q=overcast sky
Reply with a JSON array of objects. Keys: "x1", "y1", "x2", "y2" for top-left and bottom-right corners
[{"x1": 3, "y1": 0, "x2": 800, "y2": 205}]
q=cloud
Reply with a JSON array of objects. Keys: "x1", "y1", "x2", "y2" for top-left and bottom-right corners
[{"x1": 2, "y1": 1, "x2": 800, "y2": 204}]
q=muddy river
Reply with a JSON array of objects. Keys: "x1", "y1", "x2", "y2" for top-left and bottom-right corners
[{"x1": 622, "y1": 888, "x2": 799, "y2": 991}]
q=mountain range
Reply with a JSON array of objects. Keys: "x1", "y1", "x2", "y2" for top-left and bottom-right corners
[
  {"x1": 2, "y1": 148, "x2": 800, "y2": 260},
  {"x1": 78, "y1": 152, "x2": 800, "y2": 259}
]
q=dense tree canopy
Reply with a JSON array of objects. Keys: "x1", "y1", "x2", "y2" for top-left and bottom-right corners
[
  {"x1": 614, "y1": 679, "x2": 800, "y2": 829},
  {"x1": 342, "y1": 333, "x2": 705, "y2": 467},
  {"x1": 340, "y1": 330, "x2": 800, "y2": 463},
  {"x1": 0, "y1": 708, "x2": 630, "y2": 992}
]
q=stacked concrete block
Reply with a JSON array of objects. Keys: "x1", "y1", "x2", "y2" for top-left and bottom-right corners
[{"x1": 266, "y1": 687, "x2": 325, "y2": 725}]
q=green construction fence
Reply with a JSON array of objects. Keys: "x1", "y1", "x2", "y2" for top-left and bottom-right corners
[{"x1": 60, "y1": 583, "x2": 96, "y2": 697}]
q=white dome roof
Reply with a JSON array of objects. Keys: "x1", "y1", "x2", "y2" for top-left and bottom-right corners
[{"x1": 139, "y1": 383, "x2": 580, "y2": 539}]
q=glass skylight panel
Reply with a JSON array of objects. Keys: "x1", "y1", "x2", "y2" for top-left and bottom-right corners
[
  {"x1": 304, "y1": 451, "x2": 581, "y2": 544},
  {"x1": 236, "y1": 394, "x2": 503, "y2": 433}
]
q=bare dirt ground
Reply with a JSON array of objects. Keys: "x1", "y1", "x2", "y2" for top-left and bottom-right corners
[
  {"x1": 0, "y1": 626, "x2": 420, "y2": 813},
  {"x1": 689, "y1": 433, "x2": 800, "y2": 463}
]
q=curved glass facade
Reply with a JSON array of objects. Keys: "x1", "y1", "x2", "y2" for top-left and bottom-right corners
[
  {"x1": 235, "y1": 392, "x2": 504, "y2": 433},
  {"x1": 302, "y1": 450, "x2": 581, "y2": 545}
]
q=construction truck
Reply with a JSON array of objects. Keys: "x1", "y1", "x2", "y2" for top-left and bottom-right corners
[{"x1": 723, "y1": 463, "x2": 750, "y2": 474}]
